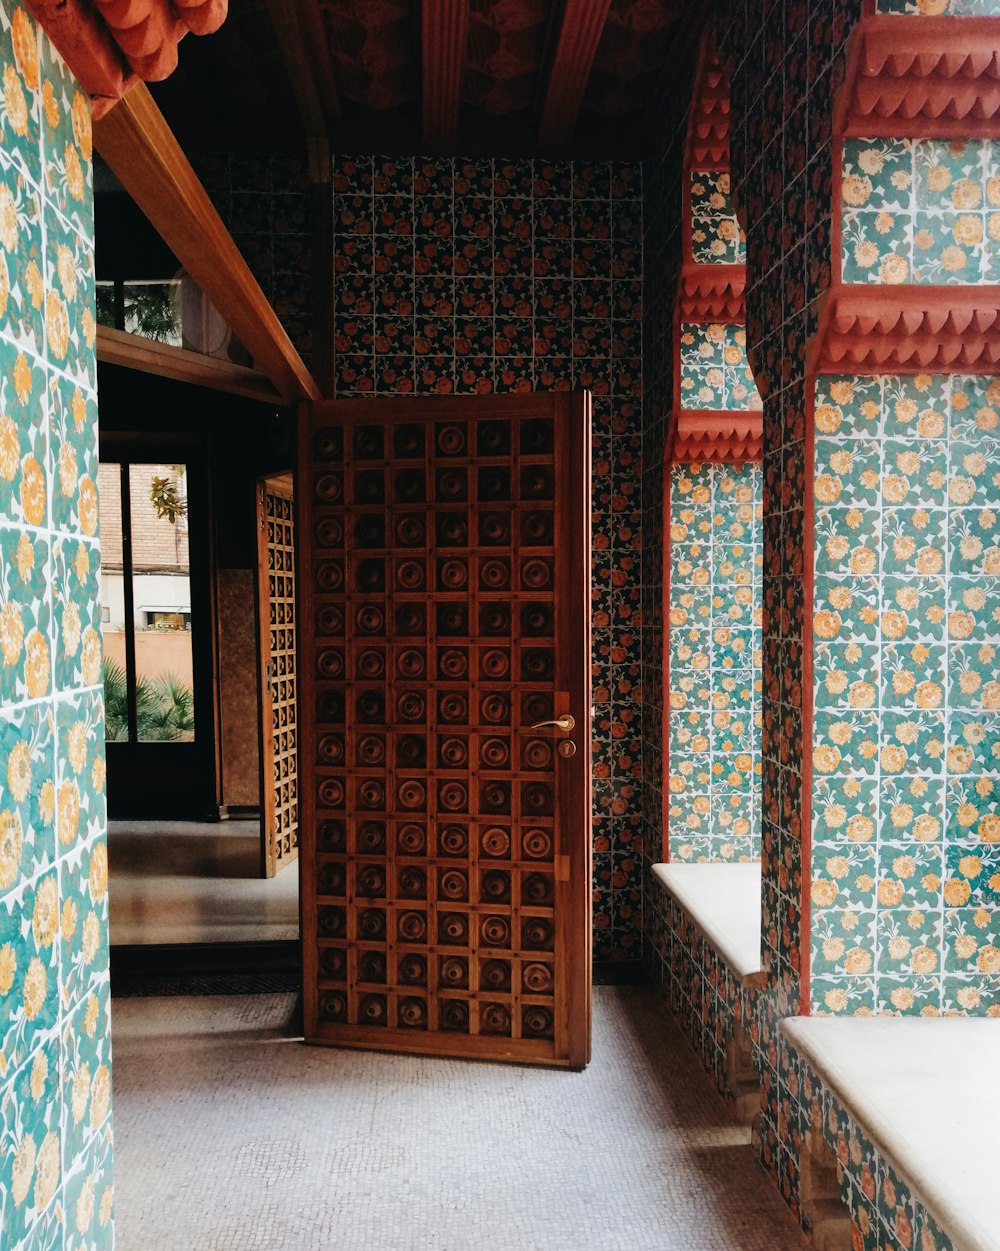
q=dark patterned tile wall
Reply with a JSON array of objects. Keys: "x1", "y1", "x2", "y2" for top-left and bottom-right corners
[{"x1": 330, "y1": 155, "x2": 645, "y2": 963}]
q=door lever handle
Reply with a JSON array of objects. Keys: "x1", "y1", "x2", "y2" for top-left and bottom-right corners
[{"x1": 529, "y1": 715, "x2": 575, "y2": 732}]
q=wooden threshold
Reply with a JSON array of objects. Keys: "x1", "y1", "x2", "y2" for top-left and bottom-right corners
[
  {"x1": 94, "y1": 84, "x2": 320, "y2": 405},
  {"x1": 97, "y1": 324, "x2": 285, "y2": 403}
]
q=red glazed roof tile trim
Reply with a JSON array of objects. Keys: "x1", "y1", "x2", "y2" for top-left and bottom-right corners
[
  {"x1": 26, "y1": 0, "x2": 227, "y2": 118},
  {"x1": 811, "y1": 286, "x2": 1000, "y2": 373},
  {"x1": 678, "y1": 267, "x2": 746, "y2": 322},
  {"x1": 671, "y1": 412, "x2": 762, "y2": 464},
  {"x1": 838, "y1": 14, "x2": 1000, "y2": 138},
  {"x1": 687, "y1": 47, "x2": 730, "y2": 167}
]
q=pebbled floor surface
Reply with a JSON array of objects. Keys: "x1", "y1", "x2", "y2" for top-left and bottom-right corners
[{"x1": 111, "y1": 985, "x2": 808, "y2": 1251}]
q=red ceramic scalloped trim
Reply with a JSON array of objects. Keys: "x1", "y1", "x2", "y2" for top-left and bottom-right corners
[
  {"x1": 671, "y1": 411, "x2": 762, "y2": 464},
  {"x1": 811, "y1": 285, "x2": 1000, "y2": 373},
  {"x1": 688, "y1": 48, "x2": 730, "y2": 167},
  {"x1": 678, "y1": 267, "x2": 746, "y2": 322},
  {"x1": 838, "y1": 14, "x2": 1000, "y2": 138},
  {"x1": 26, "y1": 0, "x2": 227, "y2": 117}
]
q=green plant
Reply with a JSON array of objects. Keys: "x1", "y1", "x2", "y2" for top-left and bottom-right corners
[
  {"x1": 103, "y1": 660, "x2": 195, "y2": 743},
  {"x1": 149, "y1": 475, "x2": 187, "y2": 523}
]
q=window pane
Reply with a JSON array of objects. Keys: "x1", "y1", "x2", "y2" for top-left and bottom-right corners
[
  {"x1": 98, "y1": 463, "x2": 129, "y2": 742},
  {"x1": 123, "y1": 281, "x2": 182, "y2": 345},
  {"x1": 129, "y1": 464, "x2": 195, "y2": 742}
]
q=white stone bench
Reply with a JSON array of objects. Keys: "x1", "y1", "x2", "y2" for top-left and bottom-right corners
[
  {"x1": 651, "y1": 862, "x2": 763, "y2": 1118},
  {"x1": 783, "y1": 1017, "x2": 1000, "y2": 1251},
  {"x1": 652, "y1": 862, "x2": 763, "y2": 982}
]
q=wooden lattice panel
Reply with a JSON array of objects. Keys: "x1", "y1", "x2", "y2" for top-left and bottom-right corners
[
  {"x1": 259, "y1": 480, "x2": 299, "y2": 875},
  {"x1": 299, "y1": 395, "x2": 591, "y2": 1067}
]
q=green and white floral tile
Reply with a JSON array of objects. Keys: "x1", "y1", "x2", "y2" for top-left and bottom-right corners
[
  {"x1": 60, "y1": 976, "x2": 111, "y2": 1185},
  {"x1": 0, "y1": 150, "x2": 43, "y2": 358},
  {"x1": 874, "y1": 906, "x2": 943, "y2": 978},
  {"x1": 42, "y1": 207, "x2": 94, "y2": 392},
  {"x1": 949, "y1": 575, "x2": 1000, "y2": 642},
  {"x1": 48, "y1": 375, "x2": 96, "y2": 537},
  {"x1": 811, "y1": 975, "x2": 876, "y2": 1016},
  {"x1": 950, "y1": 437, "x2": 1000, "y2": 507},
  {"x1": 54, "y1": 693, "x2": 104, "y2": 859},
  {"x1": 815, "y1": 438, "x2": 881, "y2": 506},
  {"x1": 950, "y1": 375, "x2": 1000, "y2": 440},
  {"x1": 880, "y1": 575, "x2": 946, "y2": 642},
  {"x1": 59, "y1": 834, "x2": 108, "y2": 1009},
  {"x1": 947, "y1": 642, "x2": 999, "y2": 711},
  {"x1": 52, "y1": 537, "x2": 99, "y2": 693},
  {"x1": 881, "y1": 507, "x2": 946, "y2": 576},
  {"x1": 813, "y1": 776, "x2": 880, "y2": 843},
  {"x1": 912, "y1": 208, "x2": 986, "y2": 283},
  {"x1": 941, "y1": 974, "x2": 1000, "y2": 1015},
  {"x1": 948, "y1": 508, "x2": 1000, "y2": 575},
  {"x1": 669, "y1": 708, "x2": 710, "y2": 756},
  {"x1": 813, "y1": 513, "x2": 881, "y2": 577},
  {"x1": 680, "y1": 364, "x2": 727, "y2": 409},
  {"x1": 883, "y1": 374, "x2": 950, "y2": 436},
  {"x1": 62, "y1": 1129, "x2": 113, "y2": 1249},
  {"x1": 689, "y1": 170, "x2": 745, "y2": 265},
  {"x1": 814, "y1": 642, "x2": 879, "y2": 711},
  {"x1": 812, "y1": 840, "x2": 877, "y2": 907},
  {"x1": 678, "y1": 323, "x2": 761, "y2": 412},
  {"x1": 843, "y1": 140, "x2": 913, "y2": 214},
  {"x1": 0, "y1": 701, "x2": 54, "y2": 887},
  {"x1": 879, "y1": 777, "x2": 946, "y2": 842},
  {"x1": 942, "y1": 906, "x2": 1000, "y2": 975},
  {"x1": 0, "y1": 872, "x2": 59, "y2": 1074},
  {"x1": 880, "y1": 710, "x2": 946, "y2": 776},
  {"x1": 814, "y1": 376, "x2": 884, "y2": 438},
  {"x1": 944, "y1": 843, "x2": 1000, "y2": 905},
  {"x1": 878, "y1": 0, "x2": 1000, "y2": 13},
  {"x1": 841, "y1": 208, "x2": 911, "y2": 284},
  {"x1": 0, "y1": 2, "x2": 41, "y2": 190},
  {"x1": 0, "y1": 338, "x2": 48, "y2": 529},
  {"x1": 945, "y1": 774, "x2": 999, "y2": 843},
  {"x1": 876, "y1": 975, "x2": 942, "y2": 1015},
  {"x1": 0, "y1": 525, "x2": 50, "y2": 707},
  {"x1": 880, "y1": 642, "x2": 945, "y2": 711},
  {"x1": 875, "y1": 842, "x2": 945, "y2": 909},
  {"x1": 0, "y1": 1033, "x2": 62, "y2": 1247},
  {"x1": 883, "y1": 439, "x2": 948, "y2": 507},
  {"x1": 814, "y1": 575, "x2": 880, "y2": 641},
  {"x1": 37, "y1": 27, "x2": 92, "y2": 244},
  {"x1": 947, "y1": 712, "x2": 1000, "y2": 774},
  {"x1": 811, "y1": 909, "x2": 877, "y2": 977}
]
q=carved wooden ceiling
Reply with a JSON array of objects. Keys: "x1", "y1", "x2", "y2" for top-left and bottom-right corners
[{"x1": 148, "y1": 0, "x2": 700, "y2": 156}]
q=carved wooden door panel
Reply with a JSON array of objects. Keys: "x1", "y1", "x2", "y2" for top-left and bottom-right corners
[
  {"x1": 298, "y1": 394, "x2": 591, "y2": 1067},
  {"x1": 257, "y1": 476, "x2": 299, "y2": 877}
]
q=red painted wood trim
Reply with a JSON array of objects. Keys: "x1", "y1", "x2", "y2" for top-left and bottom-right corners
[
  {"x1": 537, "y1": 0, "x2": 613, "y2": 150},
  {"x1": 661, "y1": 453, "x2": 671, "y2": 861},
  {"x1": 421, "y1": 0, "x2": 471, "y2": 145}
]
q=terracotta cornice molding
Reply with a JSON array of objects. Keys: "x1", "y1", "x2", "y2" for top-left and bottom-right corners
[
  {"x1": 670, "y1": 411, "x2": 762, "y2": 464},
  {"x1": 811, "y1": 284, "x2": 1000, "y2": 373},
  {"x1": 687, "y1": 47, "x2": 730, "y2": 168},
  {"x1": 26, "y1": 0, "x2": 227, "y2": 118},
  {"x1": 678, "y1": 266, "x2": 746, "y2": 323},
  {"x1": 838, "y1": 13, "x2": 1000, "y2": 139}
]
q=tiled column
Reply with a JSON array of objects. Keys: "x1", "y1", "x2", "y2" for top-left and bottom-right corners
[{"x1": 0, "y1": 3, "x2": 113, "y2": 1248}]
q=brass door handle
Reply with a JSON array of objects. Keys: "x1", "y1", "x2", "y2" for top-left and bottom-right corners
[{"x1": 529, "y1": 715, "x2": 575, "y2": 732}]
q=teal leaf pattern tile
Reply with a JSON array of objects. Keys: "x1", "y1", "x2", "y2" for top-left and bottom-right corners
[
  {"x1": 668, "y1": 462, "x2": 762, "y2": 862},
  {"x1": 812, "y1": 373, "x2": 1000, "y2": 1014},
  {"x1": 0, "y1": 1, "x2": 111, "y2": 1243}
]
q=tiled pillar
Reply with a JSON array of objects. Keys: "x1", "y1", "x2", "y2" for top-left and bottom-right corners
[{"x1": 0, "y1": 4, "x2": 113, "y2": 1247}]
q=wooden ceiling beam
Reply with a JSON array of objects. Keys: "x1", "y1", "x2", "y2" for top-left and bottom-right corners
[
  {"x1": 422, "y1": 0, "x2": 471, "y2": 145},
  {"x1": 537, "y1": 0, "x2": 612, "y2": 151},
  {"x1": 94, "y1": 85, "x2": 320, "y2": 403},
  {"x1": 265, "y1": 0, "x2": 340, "y2": 139}
]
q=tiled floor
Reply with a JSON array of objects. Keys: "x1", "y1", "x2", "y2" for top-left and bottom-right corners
[
  {"x1": 109, "y1": 820, "x2": 299, "y2": 945},
  {"x1": 112, "y1": 986, "x2": 807, "y2": 1250}
]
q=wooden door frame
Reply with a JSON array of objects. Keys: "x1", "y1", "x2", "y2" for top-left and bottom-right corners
[{"x1": 296, "y1": 392, "x2": 592, "y2": 1068}]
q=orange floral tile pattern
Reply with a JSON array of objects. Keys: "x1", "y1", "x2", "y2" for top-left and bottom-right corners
[{"x1": 0, "y1": 4, "x2": 112, "y2": 1249}]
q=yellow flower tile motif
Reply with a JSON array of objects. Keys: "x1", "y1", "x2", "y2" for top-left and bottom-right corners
[
  {"x1": 0, "y1": 3, "x2": 112, "y2": 1247},
  {"x1": 811, "y1": 373, "x2": 1000, "y2": 1017}
]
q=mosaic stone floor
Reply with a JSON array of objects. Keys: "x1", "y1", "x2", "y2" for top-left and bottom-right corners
[{"x1": 111, "y1": 986, "x2": 807, "y2": 1250}]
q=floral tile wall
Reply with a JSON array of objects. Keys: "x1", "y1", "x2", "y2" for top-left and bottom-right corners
[
  {"x1": 330, "y1": 155, "x2": 644, "y2": 962},
  {"x1": 679, "y1": 323, "x2": 762, "y2": 410},
  {"x1": 785, "y1": 1030, "x2": 958, "y2": 1251},
  {"x1": 667, "y1": 461, "x2": 763, "y2": 861},
  {"x1": 811, "y1": 372, "x2": 1000, "y2": 1017},
  {"x1": 690, "y1": 171, "x2": 746, "y2": 265},
  {"x1": 0, "y1": 4, "x2": 113, "y2": 1248},
  {"x1": 842, "y1": 138, "x2": 1000, "y2": 284},
  {"x1": 877, "y1": 0, "x2": 1000, "y2": 11}
]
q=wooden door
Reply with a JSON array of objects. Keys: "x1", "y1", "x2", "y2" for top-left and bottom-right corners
[
  {"x1": 298, "y1": 394, "x2": 592, "y2": 1068},
  {"x1": 257, "y1": 475, "x2": 300, "y2": 876}
]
